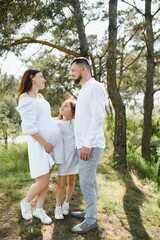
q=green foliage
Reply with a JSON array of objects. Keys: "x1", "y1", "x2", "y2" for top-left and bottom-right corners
[
  {"x1": 128, "y1": 152, "x2": 156, "y2": 180},
  {"x1": 126, "y1": 115, "x2": 160, "y2": 184},
  {"x1": 105, "y1": 113, "x2": 115, "y2": 134},
  {"x1": 155, "y1": 147, "x2": 160, "y2": 185},
  {"x1": 4, "y1": 189, "x2": 22, "y2": 202},
  {"x1": 0, "y1": 98, "x2": 20, "y2": 147},
  {"x1": 0, "y1": 73, "x2": 18, "y2": 100},
  {"x1": 127, "y1": 116, "x2": 143, "y2": 151},
  {"x1": 0, "y1": 144, "x2": 30, "y2": 189},
  {"x1": 104, "y1": 114, "x2": 160, "y2": 185},
  {"x1": 0, "y1": 0, "x2": 159, "y2": 104},
  {"x1": 152, "y1": 116, "x2": 160, "y2": 138},
  {"x1": 0, "y1": 73, "x2": 21, "y2": 146},
  {"x1": 0, "y1": 0, "x2": 43, "y2": 51},
  {"x1": 158, "y1": 197, "x2": 160, "y2": 208}
]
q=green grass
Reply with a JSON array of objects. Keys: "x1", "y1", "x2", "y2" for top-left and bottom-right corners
[
  {"x1": 0, "y1": 143, "x2": 160, "y2": 240},
  {"x1": 0, "y1": 144, "x2": 31, "y2": 189},
  {"x1": 4, "y1": 189, "x2": 23, "y2": 202}
]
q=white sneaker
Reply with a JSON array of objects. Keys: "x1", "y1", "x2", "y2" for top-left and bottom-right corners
[
  {"x1": 20, "y1": 200, "x2": 32, "y2": 220},
  {"x1": 55, "y1": 206, "x2": 64, "y2": 220},
  {"x1": 62, "y1": 202, "x2": 69, "y2": 215},
  {"x1": 33, "y1": 208, "x2": 52, "y2": 224}
]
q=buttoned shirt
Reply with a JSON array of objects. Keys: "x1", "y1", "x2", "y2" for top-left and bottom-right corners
[{"x1": 74, "y1": 78, "x2": 107, "y2": 149}]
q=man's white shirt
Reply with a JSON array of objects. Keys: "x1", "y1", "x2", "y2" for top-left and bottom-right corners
[{"x1": 74, "y1": 78, "x2": 107, "y2": 149}]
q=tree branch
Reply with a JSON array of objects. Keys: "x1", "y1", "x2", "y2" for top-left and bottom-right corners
[
  {"x1": 7, "y1": 37, "x2": 80, "y2": 57},
  {"x1": 14, "y1": 45, "x2": 43, "y2": 76},
  {"x1": 155, "y1": 59, "x2": 160, "y2": 66},
  {"x1": 121, "y1": 0, "x2": 144, "y2": 16},
  {"x1": 123, "y1": 46, "x2": 145, "y2": 71},
  {"x1": 153, "y1": 88, "x2": 160, "y2": 94},
  {"x1": 153, "y1": 6, "x2": 160, "y2": 17},
  {"x1": 124, "y1": 27, "x2": 142, "y2": 47}
]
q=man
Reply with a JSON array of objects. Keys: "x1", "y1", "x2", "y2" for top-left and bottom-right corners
[{"x1": 70, "y1": 57, "x2": 107, "y2": 233}]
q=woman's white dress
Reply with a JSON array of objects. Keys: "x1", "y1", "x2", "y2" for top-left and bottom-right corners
[
  {"x1": 56, "y1": 120, "x2": 79, "y2": 176},
  {"x1": 16, "y1": 96, "x2": 64, "y2": 178}
]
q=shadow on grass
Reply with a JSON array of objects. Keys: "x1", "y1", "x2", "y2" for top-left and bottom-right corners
[
  {"x1": 97, "y1": 160, "x2": 151, "y2": 240},
  {"x1": 18, "y1": 218, "x2": 43, "y2": 240},
  {"x1": 120, "y1": 171, "x2": 151, "y2": 240}
]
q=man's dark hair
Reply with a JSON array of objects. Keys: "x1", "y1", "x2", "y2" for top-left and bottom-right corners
[{"x1": 70, "y1": 57, "x2": 92, "y2": 73}]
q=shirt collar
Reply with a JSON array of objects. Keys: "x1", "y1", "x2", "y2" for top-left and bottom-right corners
[{"x1": 81, "y1": 78, "x2": 94, "y2": 89}]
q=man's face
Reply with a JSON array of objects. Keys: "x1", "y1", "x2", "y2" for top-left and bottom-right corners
[{"x1": 70, "y1": 62, "x2": 82, "y2": 84}]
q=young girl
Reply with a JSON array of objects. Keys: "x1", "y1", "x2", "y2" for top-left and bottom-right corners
[
  {"x1": 54, "y1": 100, "x2": 79, "y2": 220},
  {"x1": 16, "y1": 69, "x2": 64, "y2": 224}
]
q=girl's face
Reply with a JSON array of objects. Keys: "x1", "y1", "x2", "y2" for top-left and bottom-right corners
[
  {"x1": 32, "y1": 72, "x2": 46, "y2": 90},
  {"x1": 60, "y1": 101, "x2": 73, "y2": 119}
]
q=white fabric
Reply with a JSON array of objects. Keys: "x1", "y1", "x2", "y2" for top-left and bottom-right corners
[
  {"x1": 56, "y1": 120, "x2": 79, "y2": 175},
  {"x1": 16, "y1": 97, "x2": 64, "y2": 178},
  {"x1": 74, "y1": 78, "x2": 107, "y2": 149}
]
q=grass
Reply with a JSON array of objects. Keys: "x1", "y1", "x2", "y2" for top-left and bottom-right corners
[{"x1": 0, "y1": 144, "x2": 160, "y2": 240}]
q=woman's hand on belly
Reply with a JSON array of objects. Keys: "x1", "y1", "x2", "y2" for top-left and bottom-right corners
[
  {"x1": 44, "y1": 142, "x2": 54, "y2": 153},
  {"x1": 31, "y1": 132, "x2": 54, "y2": 153}
]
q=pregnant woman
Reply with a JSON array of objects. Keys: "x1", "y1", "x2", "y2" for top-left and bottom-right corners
[{"x1": 16, "y1": 69, "x2": 64, "y2": 224}]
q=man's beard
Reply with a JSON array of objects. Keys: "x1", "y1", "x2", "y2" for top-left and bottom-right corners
[{"x1": 75, "y1": 74, "x2": 82, "y2": 84}]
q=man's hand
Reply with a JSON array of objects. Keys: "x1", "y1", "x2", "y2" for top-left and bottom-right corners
[{"x1": 80, "y1": 146, "x2": 91, "y2": 161}]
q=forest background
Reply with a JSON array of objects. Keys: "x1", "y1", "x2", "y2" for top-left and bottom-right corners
[{"x1": 0, "y1": 0, "x2": 160, "y2": 239}]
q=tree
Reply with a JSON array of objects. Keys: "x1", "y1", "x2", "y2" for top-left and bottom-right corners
[
  {"x1": 107, "y1": 0, "x2": 127, "y2": 169},
  {"x1": 0, "y1": 0, "x2": 127, "y2": 167},
  {"x1": 0, "y1": 74, "x2": 20, "y2": 147},
  {"x1": 0, "y1": 101, "x2": 20, "y2": 148},
  {"x1": 141, "y1": 0, "x2": 155, "y2": 160},
  {"x1": 0, "y1": 73, "x2": 16, "y2": 100},
  {"x1": 121, "y1": 0, "x2": 160, "y2": 161},
  {"x1": 2, "y1": 0, "x2": 160, "y2": 169}
]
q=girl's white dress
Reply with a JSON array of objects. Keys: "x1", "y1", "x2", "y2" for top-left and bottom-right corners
[
  {"x1": 16, "y1": 96, "x2": 64, "y2": 178},
  {"x1": 56, "y1": 120, "x2": 79, "y2": 176}
]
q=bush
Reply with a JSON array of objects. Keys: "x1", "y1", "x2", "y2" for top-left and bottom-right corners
[
  {"x1": 126, "y1": 116, "x2": 160, "y2": 184},
  {"x1": 0, "y1": 144, "x2": 30, "y2": 189}
]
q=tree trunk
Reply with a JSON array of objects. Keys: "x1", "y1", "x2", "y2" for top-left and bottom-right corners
[
  {"x1": 71, "y1": 0, "x2": 89, "y2": 58},
  {"x1": 71, "y1": 0, "x2": 97, "y2": 79},
  {"x1": 141, "y1": 0, "x2": 154, "y2": 161},
  {"x1": 157, "y1": 164, "x2": 160, "y2": 185},
  {"x1": 107, "y1": 0, "x2": 127, "y2": 170},
  {"x1": 3, "y1": 131, "x2": 8, "y2": 149}
]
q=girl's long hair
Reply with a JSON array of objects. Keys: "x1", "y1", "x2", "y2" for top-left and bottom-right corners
[{"x1": 58, "y1": 100, "x2": 76, "y2": 120}]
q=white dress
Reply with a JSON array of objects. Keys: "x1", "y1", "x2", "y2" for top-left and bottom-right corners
[
  {"x1": 16, "y1": 96, "x2": 64, "y2": 178},
  {"x1": 56, "y1": 120, "x2": 79, "y2": 176}
]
